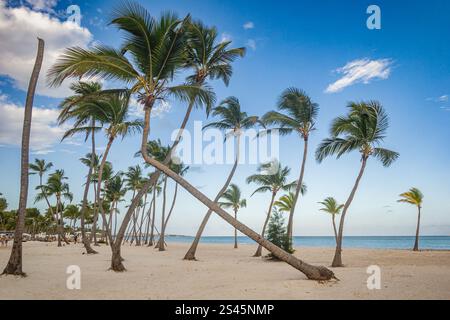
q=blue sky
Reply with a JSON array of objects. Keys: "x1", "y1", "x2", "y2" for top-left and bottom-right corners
[{"x1": 0, "y1": 0, "x2": 449, "y2": 236}]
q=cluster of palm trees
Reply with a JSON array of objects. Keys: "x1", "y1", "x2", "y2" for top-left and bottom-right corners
[{"x1": 2, "y1": 1, "x2": 425, "y2": 281}]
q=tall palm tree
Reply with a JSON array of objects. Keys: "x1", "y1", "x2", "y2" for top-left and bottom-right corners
[
  {"x1": 184, "y1": 96, "x2": 259, "y2": 260},
  {"x1": 80, "y1": 92, "x2": 143, "y2": 247},
  {"x1": 247, "y1": 162, "x2": 303, "y2": 256},
  {"x1": 3, "y1": 38, "x2": 44, "y2": 276},
  {"x1": 59, "y1": 81, "x2": 104, "y2": 254},
  {"x1": 318, "y1": 197, "x2": 343, "y2": 245},
  {"x1": 39, "y1": 170, "x2": 74, "y2": 247},
  {"x1": 398, "y1": 188, "x2": 424, "y2": 251},
  {"x1": 262, "y1": 88, "x2": 319, "y2": 244},
  {"x1": 316, "y1": 101, "x2": 399, "y2": 267},
  {"x1": 219, "y1": 184, "x2": 247, "y2": 248},
  {"x1": 48, "y1": 3, "x2": 334, "y2": 280},
  {"x1": 105, "y1": 174, "x2": 127, "y2": 237}
]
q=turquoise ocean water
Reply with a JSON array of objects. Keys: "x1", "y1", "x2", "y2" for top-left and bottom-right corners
[{"x1": 164, "y1": 235, "x2": 450, "y2": 250}]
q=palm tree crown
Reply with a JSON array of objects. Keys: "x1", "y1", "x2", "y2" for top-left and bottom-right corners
[
  {"x1": 316, "y1": 101, "x2": 399, "y2": 166},
  {"x1": 274, "y1": 193, "x2": 296, "y2": 213},
  {"x1": 262, "y1": 88, "x2": 319, "y2": 139},
  {"x1": 318, "y1": 197, "x2": 344, "y2": 216},
  {"x1": 398, "y1": 188, "x2": 423, "y2": 208},
  {"x1": 219, "y1": 184, "x2": 247, "y2": 211},
  {"x1": 246, "y1": 162, "x2": 300, "y2": 196},
  {"x1": 29, "y1": 159, "x2": 53, "y2": 181}
]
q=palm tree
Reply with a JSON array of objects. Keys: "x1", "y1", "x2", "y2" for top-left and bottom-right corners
[
  {"x1": 105, "y1": 174, "x2": 127, "y2": 237},
  {"x1": 318, "y1": 197, "x2": 343, "y2": 245},
  {"x1": 398, "y1": 188, "x2": 424, "y2": 251},
  {"x1": 219, "y1": 184, "x2": 247, "y2": 248},
  {"x1": 29, "y1": 159, "x2": 54, "y2": 214},
  {"x1": 48, "y1": 3, "x2": 334, "y2": 280},
  {"x1": 184, "y1": 96, "x2": 259, "y2": 260},
  {"x1": 262, "y1": 88, "x2": 319, "y2": 244},
  {"x1": 78, "y1": 92, "x2": 143, "y2": 247},
  {"x1": 3, "y1": 38, "x2": 44, "y2": 276},
  {"x1": 274, "y1": 192, "x2": 295, "y2": 213},
  {"x1": 59, "y1": 81, "x2": 104, "y2": 254},
  {"x1": 247, "y1": 162, "x2": 303, "y2": 256},
  {"x1": 316, "y1": 101, "x2": 399, "y2": 267},
  {"x1": 63, "y1": 204, "x2": 81, "y2": 231},
  {"x1": 39, "y1": 170, "x2": 74, "y2": 247}
]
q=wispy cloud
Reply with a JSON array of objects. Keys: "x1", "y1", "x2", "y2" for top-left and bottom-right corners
[
  {"x1": 246, "y1": 39, "x2": 257, "y2": 50},
  {"x1": 426, "y1": 94, "x2": 450, "y2": 111},
  {"x1": 325, "y1": 58, "x2": 393, "y2": 93},
  {"x1": 243, "y1": 21, "x2": 254, "y2": 30},
  {"x1": 220, "y1": 32, "x2": 232, "y2": 43}
]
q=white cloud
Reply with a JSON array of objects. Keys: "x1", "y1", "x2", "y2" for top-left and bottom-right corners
[
  {"x1": 220, "y1": 32, "x2": 232, "y2": 43},
  {"x1": 128, "y1": 97, "x2": 171, "y2": 119},
  {"x1": 0, "y1": 100, "x2": 67, "y2": 154},
  {"x1": 438, "y1": 95, "x2": 448, "y2": 102},
  {"x1": 0, "y1": 2, "x2": 93, "y2": 98},
  {"x1": 246, "y1": 39, "x2": 256, "y2": 50},
  {"x1": 243, "y1": 21, "x2": 254, "y2": 30},
  {"x1": 24, "y1": 0, "x2": 58, "y2": 12},
  {"x1": 325, "y1": 58, "x2": 393, "y2": 93}
]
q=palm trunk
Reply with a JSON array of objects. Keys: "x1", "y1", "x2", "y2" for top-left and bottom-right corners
[
  {"x1": 95, "y1": 136, "x2": 115, "y2": 249},
  {"x1": 287, "y1": 137, "x2": 308, "y2": 244},
  {"x1": 234, "y1": 208, "x2": 238, "y2": 249},
  {"x1": 3, "y1": 38, "x2": 44, "y2": 276},
  {"x1": 111, "y1": 98, "x2": 196, "y2": 268},
  {"x1": 91, "y1": 182, "x2": 98, "y2": 245},
  {"x1": 157, "y1": 176, "x2": 168, "y2": 251},
  {"x1": 144, "y1": 198, "x2": 154, "y2": 245},
  {"x1": 184, "y1": 134, "x2": 241, "y2": 260},
  {"x1": 79, "y1": 122, "x2": 98, "y2": 253},
  {"x1": 332, "y1": 156, "x2": 368, "y2": 267},
  {"x1": 134, "y1": 107, "x2": 335, "y2": 280},
  {"x1": 254, "y1": 191, "x2": 277, "y2": 257},
  {"x1": 332, "y1": 215, "x2": 338, "y2": 245},
  {"x1": 413, "y1": 206, "x2": 421, "y2": 251},
  {"x1": 148, "y1": 185, "x2": 157, "y2": 246},
  {"x1": 157, "y1": 183, "x2": 178, "y2": 248},
  {"x1": 137, "y1": 193, "x2": 148, "y2": 245}
]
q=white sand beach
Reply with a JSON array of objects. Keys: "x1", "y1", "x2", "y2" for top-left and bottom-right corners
[{"x1": 1, "y1": 241, "x2": 449, "y2": 300}]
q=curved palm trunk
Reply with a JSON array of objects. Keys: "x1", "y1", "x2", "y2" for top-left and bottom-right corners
[
  {"x1": 413, "y1": 206, "x2": 421, "y2": 251},
  {"x1": 144, "y1": 198, "x2": 154, "y2": 245},
  {"x1": 183, "y1": 135, "x2": 241, "y2": 260},
  {"x1": 148, "y1": 185, "x2": 157, "y2": 246},
  {"x1": 287, "y1": 137, "x2": 308, "y2": 244},
  {"x1": 116, "y1": 107, "x2": 335, "y2": 281},
  {"x1": 332, "y1": 157, "x2": 368, "y2": 267},
  {"x1": 3, "y1": 38, "x2": 44, "y2": 276},
  {"x1": 234, "y1": 208, "x2": 238, "y2": 249},
  {"x1": 111, "y1": 98, "x2": 196, "y2": 268},
  {"x1": 95, "y1": 136, "x2": 115, "y2": 249},
  {"x1": 79, "y1": 125, "x2": 98, "y2": 253},
  {"x1": 331, "y1": 215, "x2": 338, "y2": 245},
  {"x1": 254, "y1": 191, "x2": 277, "y2": 257},
  {"x1": 157, "y1": 176, "x2": 168, "y2": 251},
  {"x1": 156, "y1": 182, "x2": 179, "y2": 248}
]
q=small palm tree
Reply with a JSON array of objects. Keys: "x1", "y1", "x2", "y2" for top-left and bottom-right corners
[
  {"x1": 247, "y1": 162, "x2": 303, "y2": 256},
  {"x1": 29, "y1": 159, "x2": 54, "y2": 215},
  {"x1": 262, "y1": 88, "x2": 318, "y2": 243},
  {"x1": 318, "y1": 197, "x2": 343, "y2": 244},
  {"x1": 219, "y1": 184, "x2": 247, "y2": 248},
  {"x1": 398, "y1": 188, "x2": 424, "y2": 251},
  {"x1": 184, "y1": 97, "x2": 259, "y2": 260},
  {"x1": 274, "y1": 193, "x2": 295, "y2": 213},
  {"x1": 105, "y1": 174, "x2": 127, "y2": 237},
  {"x1": 316, "y1": 101, "x2": 399, "y2": 267}
]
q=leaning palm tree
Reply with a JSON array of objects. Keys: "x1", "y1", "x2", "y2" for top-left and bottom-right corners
[
  {"x1": 3, "y1": 38, "x2": 44, "y2": 276},
  {"x1": 316, "y1": 101, "x2": 399, "y2": 267},
  {"x1": 318, "y1": 197, "x2": 343, "y2": 245},
  {"x1": 398, "y1": 188, "x2": 424, "y2": 251},
  {"x1": 262, "y1": 88, "x2": 319, "y2": 244},
  {"x1": 184, "y1": 96, "x2": 259, "y2": 260},
  {"x1": 81, "y1": 92, "x2": 143, "y2": 247},
  {"x1": 59, "y1": 81, "x2": 104, "y2": 254},
  {"x1": 247, "y1": 162, "x2": 303, "y2": 256},
  {"x1": 48, "y1": 2, "x2": 334, "y2": 280},
  {"x1": 218, "y1": 184, "x2": 247, "y2": 248}
]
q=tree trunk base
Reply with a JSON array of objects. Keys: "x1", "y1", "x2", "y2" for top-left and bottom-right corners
[
  {"x1": 253, "y1": 245, "x2": 262, "y2": 257},
  {"x1": 331, "y1": 251, "x2": 343, "y2": 268},
  {"x1": 183, "y1": 251, "x2": 197, "y2": 261},
  {"x1": 2, "y1": 265, "x2": 26, "y2": 277}
]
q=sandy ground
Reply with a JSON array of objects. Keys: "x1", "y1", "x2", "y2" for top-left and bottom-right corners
[{"x1": 0, "y1": 241, "x2": 449, "y2": 300}]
